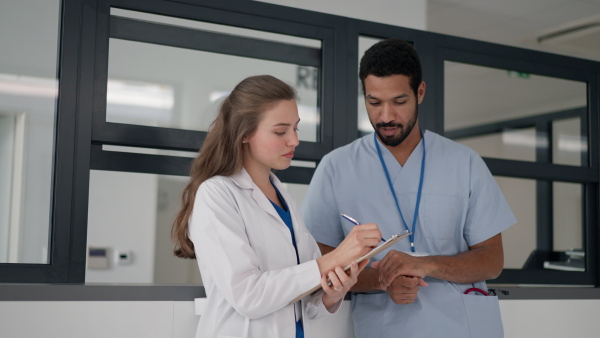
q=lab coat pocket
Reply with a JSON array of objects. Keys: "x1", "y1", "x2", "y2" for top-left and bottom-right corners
[{"x1": 461, "y1": 294, "x2": 504, "y2": 338}]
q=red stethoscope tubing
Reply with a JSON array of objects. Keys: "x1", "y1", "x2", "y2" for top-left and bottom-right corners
[{"x1": 464, "y1": 287, "x2": 489, "y2": 296}]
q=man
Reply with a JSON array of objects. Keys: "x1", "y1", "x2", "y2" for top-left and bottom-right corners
[{"x1": 302, "y1": 39, "x2": 516, "y2": 337}]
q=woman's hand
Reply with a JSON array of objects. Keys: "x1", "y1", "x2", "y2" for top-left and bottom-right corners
[
  {"x1": 321, "y1": 259, "x2": 369, "y2": 312},
  {"x1": 316, "y1": 223, "x2": 381, "y2": 275}
]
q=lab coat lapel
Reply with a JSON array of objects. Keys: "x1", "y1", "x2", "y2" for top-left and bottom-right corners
[
  {"x1": 229, "y1": 169, "x2": 281, "y2": 221},
  {"x1": 230, "y1": 169, "x2": 302, "y2": 264},
  {"x1": 270, "y1": 173, "x2": 309, "y2": 320}
]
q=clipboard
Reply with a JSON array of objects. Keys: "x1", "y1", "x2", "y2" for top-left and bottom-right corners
[{"x1": 288, "y1": 231, "x2": 411, "y2": 304}]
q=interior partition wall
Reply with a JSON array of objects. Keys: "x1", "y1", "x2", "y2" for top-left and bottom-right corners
[{"x1": 1, "y1": 0, "x2": 600, "y2": 293}]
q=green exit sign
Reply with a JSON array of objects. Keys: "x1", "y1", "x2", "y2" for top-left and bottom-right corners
[{"x1": 507, "y1": 70, "x2": 530, "y2": 79}]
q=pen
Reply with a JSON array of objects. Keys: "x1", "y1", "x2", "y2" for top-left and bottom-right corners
[{"x1": 341, "y1": 213, "x2": 386, "y2": 242}]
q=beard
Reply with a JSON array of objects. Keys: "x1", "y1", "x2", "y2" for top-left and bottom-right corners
[{"x1": 372, "y1": 105, "x2": 418, "y2": 147}]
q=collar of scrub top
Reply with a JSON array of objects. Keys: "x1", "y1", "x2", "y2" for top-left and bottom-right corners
[{"x1": 373, "y1": 128, "x2": 425, "y2": 253}]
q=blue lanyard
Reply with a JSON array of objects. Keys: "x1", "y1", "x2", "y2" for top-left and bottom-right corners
[{"x1": 374, "y1": 130, "x2": 425, "y2": 252}]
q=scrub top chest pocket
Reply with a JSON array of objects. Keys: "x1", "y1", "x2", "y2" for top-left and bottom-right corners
[{"x1": 422, "y1": 194, "x2": 465, "y2": 240}]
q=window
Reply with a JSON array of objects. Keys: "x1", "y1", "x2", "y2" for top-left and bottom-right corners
[
  {"x1": 443, "y1": 56, "x2": 596, "y2": 285},
  {"x1": 3, "y1": 0, "x2": 599, "y2": 289},
  {"x1": 0, "y1": 0, "x2": 61, "y2": 276},
  {"x1": 84, "y1": 4, "x2": 334, "y2": 284}
]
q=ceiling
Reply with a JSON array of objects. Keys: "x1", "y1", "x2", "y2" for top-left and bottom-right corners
[{"x1": 427, "y1": 0, "x2": 600, "y2": 62}]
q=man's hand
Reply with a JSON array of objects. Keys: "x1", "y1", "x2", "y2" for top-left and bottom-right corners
[
  {"x1": 371, "y1": 250, "x2": 429, "y2": 287},
  {"x1": 383, "y1": 275, "x2": 428, "y2": 304}
]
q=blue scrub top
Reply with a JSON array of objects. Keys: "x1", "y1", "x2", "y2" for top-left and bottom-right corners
[
  {"x1": 270, "y1": 183, "x2": 304, "y2": 338},
  {"x1": 301, "y1": 131, "x2": 516, "y2": 338}
]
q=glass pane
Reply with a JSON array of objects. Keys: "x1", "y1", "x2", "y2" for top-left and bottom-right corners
[
  {"x1": 106, "y1": 13, "x2": 322, "y2": 143},
  {"x1": 444, "y1": 61, "x2": 587, "y2": 165},
  {"x1": 542, "y1": 182, "x2": 585, "y2": 272},
  {"x1": 0, "y1": 0, "x2": 61, "y2": 263},
  {"x1": 107, "y1": 40, "x2": 319, "y2": 142},
  {"x1": 499, "y1": 177, "x2": 585, "y2": 272},
  {"x1": 87, "y1": 170, "x2": 201, "y2": 284},
  {"x1": 282, "y1": 182, "x2": 309, "y2": 206},
  {"x1": 497, "y1": 177, "x2": 537, "y2": 269},
  {"x1": 553, "y1": 118, "x2": 586, "y2": 166},
  {"x1": 553, "y1": 182, "x2": 583, "y2": 252},
  {"x1": 87, "y1": 170, "x2": 311, "y2": 284},
  {"x1": 0, "y1": 116, "x2": 14, "y2": 262},
  {"x1": 455, "y1": 128, "x2": 537, "y2": 162},
  {"x1": 445, "y1": 61, "x2": 586, "y2": 129},
  {"x1": 357, "y1": 36, "x2": 383, "y2": 136}
]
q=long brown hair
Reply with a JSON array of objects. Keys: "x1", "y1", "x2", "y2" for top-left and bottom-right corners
[{"x1": 172, "y1": 75, "x2": 297, "y2": 258}]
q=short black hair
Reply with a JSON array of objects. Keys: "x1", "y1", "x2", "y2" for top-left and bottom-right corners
[{"x1": 359, "y1": 39, "x2": 422, "y2": 96}]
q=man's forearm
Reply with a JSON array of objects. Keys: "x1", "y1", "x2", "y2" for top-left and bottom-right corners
[
  {"x1": 423, "y1": 243, "x2": 503, "y2": 283},
  {"x1": 376, "y1": 234, "x2": 505, "y2": 286},
  {"x1": 349, "y1": 267, "x2": 385, "y2": 292}
]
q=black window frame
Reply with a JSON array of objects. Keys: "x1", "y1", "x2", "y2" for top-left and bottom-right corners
[
  {"x1": 435, "y1": 43, "x2": 599, "y2": 285},
  {"x1": 1, "y1": 0, "x2": 599, "y2": 290}
]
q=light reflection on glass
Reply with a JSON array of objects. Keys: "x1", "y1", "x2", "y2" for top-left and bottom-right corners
[
  {"x1": 0, "y1": 73, "x2": 58, "y2": 98},
  {"x1": 501, "y1": 128, "x2": 548, "y2": 149}
]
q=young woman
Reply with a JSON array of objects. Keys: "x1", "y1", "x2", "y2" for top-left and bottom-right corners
[{"x1": 172, "y1": 75, "x2": 382, "y2": 338}]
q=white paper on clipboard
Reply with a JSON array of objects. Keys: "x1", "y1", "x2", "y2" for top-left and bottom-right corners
[{"x1": 288, "y1": 231, "x2": 411, "y2": 305}]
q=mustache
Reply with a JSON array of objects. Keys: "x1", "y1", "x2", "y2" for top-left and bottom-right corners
[{"x1": 376, "y1": 122, "x2": 403, "y2": 128}]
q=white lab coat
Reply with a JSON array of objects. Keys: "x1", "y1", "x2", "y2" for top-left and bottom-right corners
[{"x1": 189, "y1": 169, "x2": 340, "y2": 338}]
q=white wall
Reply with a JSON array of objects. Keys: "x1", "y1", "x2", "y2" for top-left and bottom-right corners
[
  {"x1": 0, "y1": 301, "x2": 197, "y2": 338},
  {"x1": 501, "y1": 299, "x2": 600, "y2": 338},
  {"x1": 1, "y1": 299, "x2": 600, "y2": 338}
]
